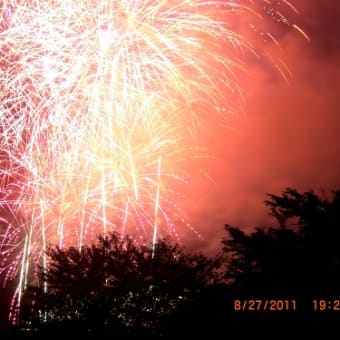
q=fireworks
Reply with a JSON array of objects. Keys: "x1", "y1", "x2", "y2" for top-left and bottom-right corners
[{"x1": 0, "y1": 0, "x2": 306, "y2": 322}]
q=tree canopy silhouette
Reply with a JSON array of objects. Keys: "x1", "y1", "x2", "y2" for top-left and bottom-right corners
[
  {"x1": 222, "y1": 188, "x2": 340, "y2": 323},
  {"x1": 14, "y1": 187, "x2": 340, "y2": 336},
  {"x1": 20, "y1": 232, "x2": 220, "y2": 337}
]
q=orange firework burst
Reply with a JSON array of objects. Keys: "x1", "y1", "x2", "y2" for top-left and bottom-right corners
[{"x1": 0, "y1": 0, "x2": 307, "y2": 322}]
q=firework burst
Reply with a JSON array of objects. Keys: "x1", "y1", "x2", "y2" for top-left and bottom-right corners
[{"x1": 0, "y1": 0, "x2": 306, "y2": 322}]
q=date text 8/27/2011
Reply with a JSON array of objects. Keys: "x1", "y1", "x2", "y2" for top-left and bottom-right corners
[{"x1": 233, "y1": 299, "x2": 296, "y2": 311}]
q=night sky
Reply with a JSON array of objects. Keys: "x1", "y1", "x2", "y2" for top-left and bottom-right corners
[{"x1": 183, "y1": 0, "x2": 340, "y2": 253}]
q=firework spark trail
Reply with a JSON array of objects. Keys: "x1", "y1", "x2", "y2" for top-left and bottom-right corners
[{"x1": 0, "y1": 0, "x2": 307, "y2": 322}]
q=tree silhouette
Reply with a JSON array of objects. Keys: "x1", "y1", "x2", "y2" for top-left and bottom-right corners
[
  {"x1": 20, "y1": 232, "x2": 220, "y2": 337},
  {"x1": 13, "y1": 187, "x2": 340, "y2": 336},
  {"x1": 222, "y1": 188, "x2": 340, "y2": 324}
]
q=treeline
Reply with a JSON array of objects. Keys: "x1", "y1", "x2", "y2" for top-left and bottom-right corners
[{"x1": 12, "y1": 188, "x2": 340, "y2": 336}]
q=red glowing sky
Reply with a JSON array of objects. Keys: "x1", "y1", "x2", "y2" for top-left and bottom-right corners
[{"x1": 183, "y1": 0, "x2": 340, "y2": 253}]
